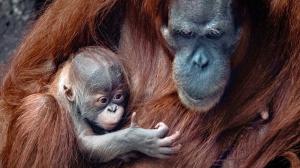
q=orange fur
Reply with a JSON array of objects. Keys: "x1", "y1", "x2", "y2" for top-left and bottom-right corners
[{"x1": 1, "y1": 0, "x2": 300, "y2": 167}]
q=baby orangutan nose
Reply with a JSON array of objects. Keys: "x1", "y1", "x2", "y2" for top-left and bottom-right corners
[{"x1": 108, "y1": 105, "x2": 118, "y2": 113}]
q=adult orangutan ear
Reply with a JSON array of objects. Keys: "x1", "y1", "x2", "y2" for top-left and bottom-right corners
[
  {"x1": 63, "y1": 84, "x2": 75, "y2": 102},
  {"x1": 161, "y1": 26, "x2": 171, "y2": 43},
  {"x1": 160, "y1": 25, "x2": 176, "y2": 49}
]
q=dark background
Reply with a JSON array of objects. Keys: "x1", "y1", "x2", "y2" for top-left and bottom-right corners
[
  {"x1": 0, "y1": 0, "x2": 47, "y2": 63},
  {"x1": 0, "y1": 0, "x2": 49, "y2": 79}
]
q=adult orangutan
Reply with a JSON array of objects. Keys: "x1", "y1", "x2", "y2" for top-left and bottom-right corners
[{"x1": 1, "y1": 0, "x2": 300, "y2": 168}]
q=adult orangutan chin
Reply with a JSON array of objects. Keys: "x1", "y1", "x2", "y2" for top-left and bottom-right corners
[{"x1": 1, "y1": 0, "x2": 300, "y2": 168}]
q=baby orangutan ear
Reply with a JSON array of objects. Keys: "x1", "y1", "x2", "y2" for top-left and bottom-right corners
[{"x1": 63, "y1": 84, "x2": 75, "y2": 102}]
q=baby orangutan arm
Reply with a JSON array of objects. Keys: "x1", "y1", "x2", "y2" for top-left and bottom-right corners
[{"x1": 77, "y1": 113, "x2": 182, "y2": 162}]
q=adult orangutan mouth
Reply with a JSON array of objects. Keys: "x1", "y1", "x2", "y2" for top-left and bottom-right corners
[{"x1": 180, "y1": 86, "x2": 223, "y2": 104}]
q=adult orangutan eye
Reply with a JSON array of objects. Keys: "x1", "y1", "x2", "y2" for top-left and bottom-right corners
[
  {"x1": 173, "y1": 29, "x2": 196, "y2": 39},
  {"x1": 205, "y1": 29, "x2": 224, "y2": 40}
]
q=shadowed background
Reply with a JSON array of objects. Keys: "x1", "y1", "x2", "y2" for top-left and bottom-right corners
[{"x1": 0, "y1": 0, "x2": 49, "y2": 73}]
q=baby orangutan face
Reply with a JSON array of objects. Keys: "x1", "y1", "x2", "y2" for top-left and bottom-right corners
[
  {"x1": 80, "y1": 65, "x2": 128, "y2": 132},
  {"x1": 64, "y1": 54, "x2": 129, "y2": 133},
  {"x1": 87, "y1": 89, "x2": 126, "y2": 131}
]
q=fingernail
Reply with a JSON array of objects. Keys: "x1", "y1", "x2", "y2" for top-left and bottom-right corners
[{"x1": 175, "y1": 144, "x2": 182, "y2": 150}]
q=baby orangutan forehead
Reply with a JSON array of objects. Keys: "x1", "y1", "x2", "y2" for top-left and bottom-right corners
[
  {"x1": 109, "y1": 64, "x2": 125, "y2": 87},
  {"x1": 84, "y1": 67, "x2": 125, "y2": 93},
  {"x1": 70, "y1": 50, "x2": 126, "y2": 92},
  {"x1": 86, "y1": 69, "x2": 112, "y2": 92},
  {"x1": 84, "y1": 63, "x2": 125, "y2": 93},
  {"x1": 72, "y1": 54, "x2": 106, "y2": 76}
]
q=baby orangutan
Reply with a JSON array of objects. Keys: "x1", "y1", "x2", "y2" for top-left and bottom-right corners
[{"x1": 26, "y1": 46, "x2": 181, "y2": 162}]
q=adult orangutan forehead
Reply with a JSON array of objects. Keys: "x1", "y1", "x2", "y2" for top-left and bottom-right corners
[{"x1": 170, "y1": 0, "x2": 232, "y2": 25}]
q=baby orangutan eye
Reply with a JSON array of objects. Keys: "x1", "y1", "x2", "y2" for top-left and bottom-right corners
[
  {"x1": 114, "y1": 94, "x2": 122, "y2": 100},
  {"x1": 95, "y1": 96, "x2": 109, "y2": 107},
  {"x1": 113, "y1": 93, "x2": 124, "y2": 103}
]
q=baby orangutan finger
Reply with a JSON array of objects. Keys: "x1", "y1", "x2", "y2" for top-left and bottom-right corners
[
  {"x1": 159, "y1": 144, "x2": 182, "y2": 155},
  {"x1": 155, "y1": 122, "x2": 169, "y2": 138},
  {"x1": 158, "y1": 131, "x2": 181, "y2": 146}
]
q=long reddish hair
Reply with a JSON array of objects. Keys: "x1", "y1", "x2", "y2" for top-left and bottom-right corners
[{"x1": 1, "y1": 0, "x2": 300, "y2": 167}]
